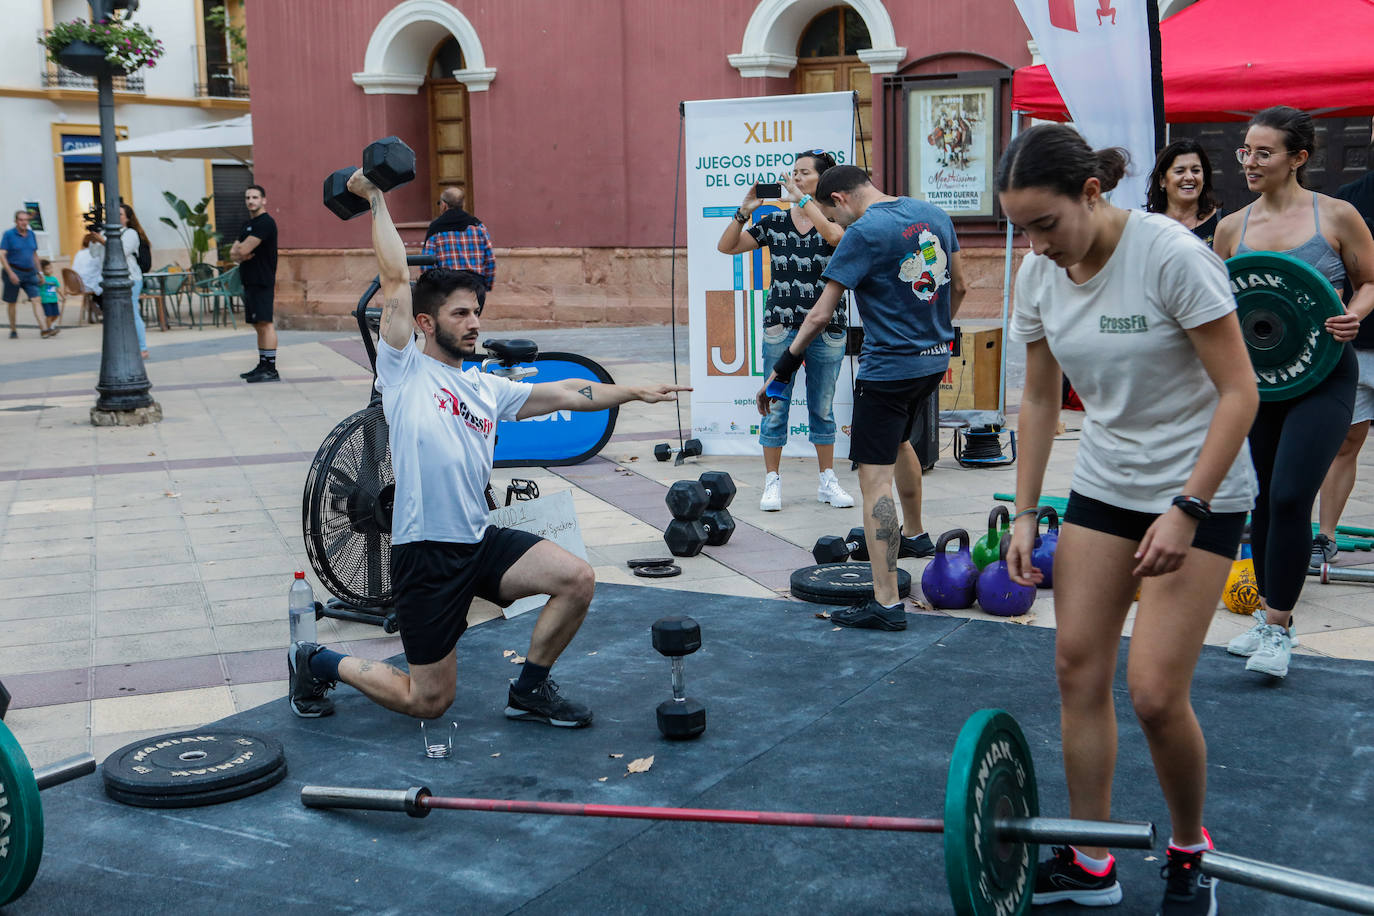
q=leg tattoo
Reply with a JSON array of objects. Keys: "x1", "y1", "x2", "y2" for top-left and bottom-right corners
[{"x1": 873, "y1": 496, "x2": 900, "y2": 573}]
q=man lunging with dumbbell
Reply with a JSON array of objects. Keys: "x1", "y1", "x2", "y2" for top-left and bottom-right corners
[
  {"x1": 289, "y1": 165, "x2": 688, "y2": 725},
  {"x1": 759, "y1": 166, "x2": 965, "y2": 630}
]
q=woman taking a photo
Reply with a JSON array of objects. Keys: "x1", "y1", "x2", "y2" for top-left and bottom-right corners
[
  {"x1": 717, "y1": 149, "x2": 853, "y2": 513},
  {"x1": 1146, "y1": 138, "x2": 1226, "y2": 247},
  {"x1": 1213, "y1": 105, "x2": 1374, "y2": 679},
  {"x1": 1000, "y1": 124, "x2": 1258, "y2": 915},
  {"x1": 119, "y1": 203, "x2": 150, "y2": 359}
]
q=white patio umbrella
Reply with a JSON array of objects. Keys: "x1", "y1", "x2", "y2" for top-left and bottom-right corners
[{"x1": 59, "y1": 114, "x2": 252, "y2": 164}]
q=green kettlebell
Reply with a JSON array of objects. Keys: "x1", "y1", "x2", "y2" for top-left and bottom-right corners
[{"x1": 972, "y1": 505, "x2": 1010, "y2": 571}]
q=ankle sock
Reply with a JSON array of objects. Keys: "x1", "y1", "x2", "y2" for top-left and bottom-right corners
[
  {"x1": 1070, "y1": 848, "x2": 1114, "y2": 875},
  {"x1": 307, "y1": 647, "x2": 345, "y2": 681},
  {"x1": 260, "y1": 348, "x2": 276, "y2": 367},
  {"x1": 514, "y1": 661, "x2": 550, "y2": 693},
  {"x1": 1168, "y1": 828, "x2": 1212, "y2": 854}
]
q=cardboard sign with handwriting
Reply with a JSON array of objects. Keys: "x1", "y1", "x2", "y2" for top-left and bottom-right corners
[{"x1": 487, "y1": 489, "x2": 587, "y2": 618}]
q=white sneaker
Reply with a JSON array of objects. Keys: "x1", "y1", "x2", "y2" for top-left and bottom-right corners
[
  {"x1": 1226, "y1": 611, "x2": 1298, "y2": 657},
  {"x1": 817, "y1": 469, "x2": 855, "y2": 508},
  {"x1": 760, "y1": 472, "x2": 782, "y2": 511},
  {"x1": 1245, "y1": 624, "x2": 1294, "y2": 678}
]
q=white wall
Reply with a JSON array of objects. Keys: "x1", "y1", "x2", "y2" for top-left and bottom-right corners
[{"x1": 1, "y1": 1, "x2": 243, "y2": 265}]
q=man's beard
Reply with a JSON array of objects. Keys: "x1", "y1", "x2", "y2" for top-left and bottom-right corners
[{"x1": 433, "y1": 323, "x2": 477, "y2": 360}]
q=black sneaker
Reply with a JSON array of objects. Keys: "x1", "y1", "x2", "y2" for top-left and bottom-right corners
[
  {"x1": 899, "y1": 531, "x2": 936, "y2": 558},
  {"x1": 505, "y1": 678, "x2": 593, "y2": 727},
  {"x1": 288, "y1": 641, "x2": 336, "y2": 718},
  {"x1": 8, "y1": 330, "x2": 16, "y2": 339},
  {"x1": 239, "y1": 360, "x2": 266, "y2": 379},
  {"x1": 831, "y1": 598, "x2": 907, "y2": 631},
  {"x1": 244, "y1": 363, "x2": 280, "y2": 383},
  {"x1": 1310, "y1": 533, "x2": 1338, "y2": 568},
  {"x1": 1157, "y1": 847, "x2": 1217, "y2": 916},
  {"x1": 1031, "y1": 845, "x2": 1123, "y2": 907}
]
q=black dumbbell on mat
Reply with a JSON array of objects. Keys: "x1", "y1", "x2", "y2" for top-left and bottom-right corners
[
  {"x1": 664, "y1": 472, "x2": 736, "y2": 557},
  {"x1": 812, "y1": 527, "x2": 869, "y2": 564},
  {"x1": 323, "y1": 136, "x2": 418, "y2": 220},
  {"x1": 652, "y1": 617, "x2": 705, "y2": 740}
]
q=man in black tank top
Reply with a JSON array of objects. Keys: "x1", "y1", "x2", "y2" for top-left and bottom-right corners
[{"x1": 1315, "y1": 119, "x2": 1374, "y2": 562}]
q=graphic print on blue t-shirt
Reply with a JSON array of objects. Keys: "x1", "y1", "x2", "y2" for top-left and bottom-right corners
[{"x1": 897, "y1": 226, "x2": 951, "y2": 302}]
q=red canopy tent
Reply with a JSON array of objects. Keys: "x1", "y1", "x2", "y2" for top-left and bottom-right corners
[{"x1": 1012, "y1": 0, "x2": 1374, "y2": 122}]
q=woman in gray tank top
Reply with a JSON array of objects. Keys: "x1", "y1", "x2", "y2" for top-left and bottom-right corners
[{"x1": 1214, "y1": 105, "x2": 1374, "y2": 680}]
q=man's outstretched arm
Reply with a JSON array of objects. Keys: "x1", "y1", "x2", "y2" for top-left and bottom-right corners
[
  {"x1": 516, "y1": 379, "x2": 689, "y2": 420},
  {"x1": 347, "y1": 169, "x2": 413, "y2": 350}
]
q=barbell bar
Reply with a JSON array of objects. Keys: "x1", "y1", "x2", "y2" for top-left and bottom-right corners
[
  {"x1": 1312, "y1": 562, "x2": 1374, "y2": 585},
  {"x1": 299, "y1": 784, "x2": 1155, "y2": 849},
  {"x1": 1200, "y1": 851, "x2": 1374, "y2": 914}
]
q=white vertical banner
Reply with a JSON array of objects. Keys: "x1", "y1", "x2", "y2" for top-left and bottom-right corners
[
  {"x1": 683, "y1": 92, "x2": 856, "y2": 457},
  {"x1": 1012, "y1": 0, "x2": 1157, "y2": 209}
]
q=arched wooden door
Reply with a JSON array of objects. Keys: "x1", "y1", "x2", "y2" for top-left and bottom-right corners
[
  {"x1": 426, "y1": 37, "x2": 474, "y2": 212},
  {"x1": 793, "y1": 6, "x2": 873, "y2": 170}
]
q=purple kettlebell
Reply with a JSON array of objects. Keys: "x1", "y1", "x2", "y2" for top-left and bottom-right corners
[
  {"x1": 976, "y1": 537, "x2": 1036, "y2": 617},
  {"x1": 1031, "y1": 506, "x2": 1060, "y2": 589},
  {"x1": 920, "y1": 528, "x2": 979, "y2": 609}
]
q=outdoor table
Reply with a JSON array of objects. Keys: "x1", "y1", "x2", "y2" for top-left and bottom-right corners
[{"x1": 141, "y1": 271, "x2": 184, "y2": 331}]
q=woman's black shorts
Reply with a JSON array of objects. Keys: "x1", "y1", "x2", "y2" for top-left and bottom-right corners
[
  {"x1": 391, "y1": 527, "x2": 542, "y2": 665},
  {"x1": 1064, "y1": 491, "x2": 1245, "y2": 560}
]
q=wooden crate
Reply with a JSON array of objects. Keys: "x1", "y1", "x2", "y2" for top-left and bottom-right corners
[{"x1": 938, "y1": 327, "x2": 1002, "y2": 411}]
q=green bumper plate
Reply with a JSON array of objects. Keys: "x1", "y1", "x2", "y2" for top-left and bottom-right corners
[
  {"x1": 1228, "y1": 251, "x2": 1344, "y2": 402},
  {"x1": 0, "y1": 718, "x2": 44, "y2": 906},
  {"x1": 944, "y1": 709, "x2": 1038, "y2": 916}
]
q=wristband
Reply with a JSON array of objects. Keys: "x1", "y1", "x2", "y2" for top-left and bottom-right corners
[
  {"x1": 797, "y1": 194, "x2": 812, "y2": 210},
  {"x1": 771, "y1": 346, "x2": 803, "y2": 383},
  {"x1": 765, "y1": 378, "x2": 789, "y2": 401},
  {"x1": 1171, "y1": 495, "x2": 1212, "y2": 521},
  {"x1": 734, "y1": 209, "x2": 748, "y2": 224},
  {"x1": 1013, "y1": 507, "x2": 1039, "y2": 522}
]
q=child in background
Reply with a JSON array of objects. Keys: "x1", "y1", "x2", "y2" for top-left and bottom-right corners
[{"x1": 38, "y1": 259, "x2": 61, "y2": 337}]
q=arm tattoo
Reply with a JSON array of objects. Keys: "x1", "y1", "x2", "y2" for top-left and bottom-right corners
[
  {"x1": 381, "y1": 297, "x2": 401, "y2": 324},
  {"x1": 578, "y1": 385, "x2": 594, "y2": 401},
  {"x1": 871, "y1": 496, "x2": 901, "y2": 572}
]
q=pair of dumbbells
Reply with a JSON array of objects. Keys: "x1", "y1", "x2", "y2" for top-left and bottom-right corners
[
  {"x1": 664, "y1": 472, "x2": 736, "y2": 557},
  {"x1": 654, "y1": 438, "x2": 702, "y2": 465},
  {"x1": 652, "y1": 617, "x2": 705, "y2": 740},
  {"x1": 811, "y1": 527, "x2": 869, "y2": 564},
  {"x1": 323, "y1": 136, "x2": 418, "y2": 220}
]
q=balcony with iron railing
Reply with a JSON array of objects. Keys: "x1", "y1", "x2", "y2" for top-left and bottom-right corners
[
  {"x1": 192, "y1": 44, "x2": 249, "y2": 99},
  {"x1": 37, "y1": 29, "x2": 145, "y2": 92}
]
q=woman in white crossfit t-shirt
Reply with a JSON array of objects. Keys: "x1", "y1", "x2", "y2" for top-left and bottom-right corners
[{"x1": 998, "y1": 124, "x2": 1259, "y2": 915}]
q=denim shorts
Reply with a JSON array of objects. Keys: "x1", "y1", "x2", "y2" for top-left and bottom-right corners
[{"x1": 759, "y1": 324, "x2": 847, "y2": 447}]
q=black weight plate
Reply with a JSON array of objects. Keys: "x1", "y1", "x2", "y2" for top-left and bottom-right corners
[
  {"x1": 1228, "y1": 251, "x2": 1345, "y2": 402},
  {"x1": 627, "y1": 557, "x2": 676, "y2": 569},
  {"x1": 633, "y1": 564, "x2": 682, "y2": 578},
  {"x1": 102, "y1": 730, "x2": 285, "y2": 797},
  {"x1": 789, "y1": 563, "x2": 912, "y2": 605},
  {"x1": 103, "y1": 760, "x2": 288, "y2": 809}
]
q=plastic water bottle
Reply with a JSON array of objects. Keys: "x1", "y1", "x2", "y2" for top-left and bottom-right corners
[{"x1": 289, "y1": 571, "x2": 317, "y2": 646}]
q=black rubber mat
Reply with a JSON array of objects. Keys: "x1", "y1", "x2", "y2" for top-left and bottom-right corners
[{"x1": 18, "y1": 584, "x2": 1374, "y2": 914}]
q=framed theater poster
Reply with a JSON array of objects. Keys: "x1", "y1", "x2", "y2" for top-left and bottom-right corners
[{"x1": 907, "y1": 83, "x2": 998, "y2": 218}]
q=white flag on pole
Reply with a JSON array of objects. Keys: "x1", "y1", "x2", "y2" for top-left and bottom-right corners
[{"x1": 1012, "y1": 0, "x2": 1156, "y2": 209}]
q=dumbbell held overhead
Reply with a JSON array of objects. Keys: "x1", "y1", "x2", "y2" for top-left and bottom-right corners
[{"x1": 323, "y1": 136, "x2": 418, "y2": 220}]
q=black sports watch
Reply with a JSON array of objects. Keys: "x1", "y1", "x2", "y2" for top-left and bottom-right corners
[{"x1": 1171, "y1": 495, "x2": 1212, "y2": 521}]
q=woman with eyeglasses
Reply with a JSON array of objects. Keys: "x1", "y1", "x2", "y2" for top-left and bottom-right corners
[
  {"x1": 1146, "y1": 139, "x2": 1226, "y2": 248},
  {"x1": 717, "y1": 148, "x2": 854, "y2": 513},
  {"x1": 1213, "y1": 105, "x2": 1374, "y2": 679}
]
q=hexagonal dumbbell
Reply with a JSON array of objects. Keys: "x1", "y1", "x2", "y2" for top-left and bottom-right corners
[
  {"x1": 811, "y1": 526, "x2": 869, "y2": 564},
  {"x1": 651, "y1": 616, "x2": 705, "y2": 740},
  {"x1": 654, "y1": 438, "x2": 703, "y2": 465},
  {"x1": 664, "y1": 472, "x2": 737, "y2": 557},
  {"x1": 323, "y1": 136, "x2": 419, "y2": 220}
]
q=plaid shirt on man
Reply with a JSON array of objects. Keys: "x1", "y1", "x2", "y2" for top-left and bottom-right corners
[{"x1": 421, "y1": 224, "x2": 496, "y2": 290}]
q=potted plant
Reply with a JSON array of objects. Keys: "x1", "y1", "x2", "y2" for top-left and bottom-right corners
[
  {"x1": 159, "y1": 192, "x2": 221, "y2": 267},
  {"x1": 40, "y1": 11, "x2": 164, "y2": 78}
]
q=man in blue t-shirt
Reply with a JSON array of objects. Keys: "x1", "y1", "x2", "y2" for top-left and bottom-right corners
[
  {"x1": 757, "y1": 166, "x2": 966, "y2": 630},
  {"x1": 1, "y1": 209, "x2": 42, "y2": 339}
]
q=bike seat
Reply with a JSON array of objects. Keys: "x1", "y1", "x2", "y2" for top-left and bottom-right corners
[{"x1": 482, "y1": 338, "x2": 538, "y2": 366}]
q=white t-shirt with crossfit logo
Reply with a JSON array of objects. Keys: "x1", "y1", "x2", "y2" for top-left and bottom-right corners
[
  {"x1": 375, "y1": 339, "x2": 531, "y2": 544},
  {"x1": 1009, "y1": 210, "x2": 1257, "y2": 514}
]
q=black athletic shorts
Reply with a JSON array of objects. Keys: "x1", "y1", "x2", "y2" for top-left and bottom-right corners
[
  {"x1": 391, "y1": 527, "x2": 542, "y2": 665},
  {"x1": 1064, "y1": 491, "x2": 1246, "y2": 560},
  {"x1": 848, "y1": 371, "x2": 944, "y2": 465},
  {"x1": 242, "y1": 284, "x2": 274, "y2": 324}
]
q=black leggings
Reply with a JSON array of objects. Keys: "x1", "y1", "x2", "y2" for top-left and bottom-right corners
[{"x1": 1249, "y1": 343, "x2": 1357, "y2": 611}]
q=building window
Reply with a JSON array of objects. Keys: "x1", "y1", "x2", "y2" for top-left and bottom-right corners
[
  {"x1": 196, "y1": 0, "x2": 250, "y2": 99},
  {"x1": 798, "y1": 7, "x2": 872, "y2": 59}
]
